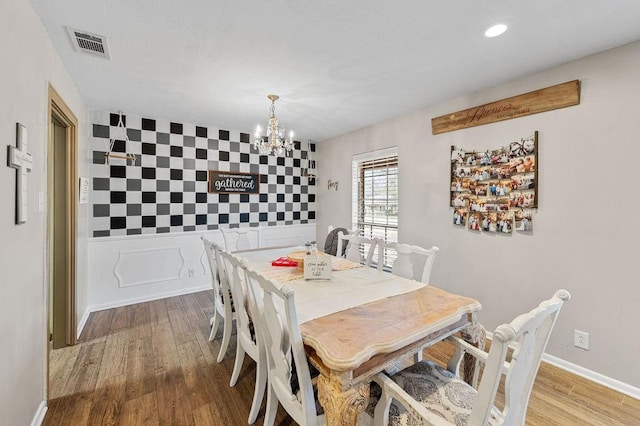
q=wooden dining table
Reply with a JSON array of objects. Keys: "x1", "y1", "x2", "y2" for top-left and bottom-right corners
[{"x1": 236, "y1": 246, "x2": 482, "y2": 426}]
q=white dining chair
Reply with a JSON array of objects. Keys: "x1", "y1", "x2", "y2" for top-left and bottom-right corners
[
  {"x1": 371, "y1": 290, "x2": 571, "y2": 426},
  {"x1": 244, "y1": 269, "x2": 325, "y2": 426},
  {"x1": 220, "y1": 251, "x2": 266, "y2": 424},
  {"x1": 377, "y1": 241, "x2": 440, "y2": 284},
  {"x1": 201, "y1": 237, "x2": 234, "y2": 357},
  {"x1": 209, "y1": 239, "x2": 236, "y2": 362},
  {"x1": 221, "y1": 227, "x2": 259, "y2": 252},
  {"x1": 337, "y1": 233, "x2": 378, "y2": 267}
]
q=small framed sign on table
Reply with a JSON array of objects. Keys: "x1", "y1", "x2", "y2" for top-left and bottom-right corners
[{"x1": 304, "y1": 254, "x2": 332, "y2": 280}]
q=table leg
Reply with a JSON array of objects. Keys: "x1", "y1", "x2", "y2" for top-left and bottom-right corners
[{"x1": 317, "y1": 371, "x2": 369, "y2": 426}]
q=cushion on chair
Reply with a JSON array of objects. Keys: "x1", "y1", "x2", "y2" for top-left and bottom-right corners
[
  {"x1": 370, "y1": 360, "x2": 500, "y2": 426},
  {"x1": 324, "y1": 227, "x2": 349, "y2": 256}
]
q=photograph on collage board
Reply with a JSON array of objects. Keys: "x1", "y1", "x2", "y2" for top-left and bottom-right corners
[{"x1": 451, "y1": 131, "x2": 538, "y2": 235}]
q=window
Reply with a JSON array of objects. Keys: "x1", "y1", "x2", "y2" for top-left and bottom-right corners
[{"x1": 352, "y1": 148, "x2": 398, "y2": 269}]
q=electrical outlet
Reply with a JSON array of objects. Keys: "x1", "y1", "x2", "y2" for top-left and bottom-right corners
[
  {"x1": 188, "y1": 268, "x2": 195, "y2": 277},
  {"x1": 574, "y1": 330, "x2": 589, "y2": 350}
]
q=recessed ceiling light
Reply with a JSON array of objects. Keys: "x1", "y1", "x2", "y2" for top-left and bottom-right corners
[{"x1": 485, "y1": 24, "x2": 508, "y2": 38}]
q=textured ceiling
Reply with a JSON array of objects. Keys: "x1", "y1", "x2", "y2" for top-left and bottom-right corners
[{"x1": 30, "y1": 0, "x2": 640, "y2": 141}]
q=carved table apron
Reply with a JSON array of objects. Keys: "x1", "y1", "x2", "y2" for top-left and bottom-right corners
[{"x1": 300, "y1": 285, "x2": 481, "y2": 426}]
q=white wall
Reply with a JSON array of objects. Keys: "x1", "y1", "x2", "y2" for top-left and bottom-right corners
[
  {"x1": 0, "y1": 0, "x2": 88, "y2": 424},
  {"x1": 316, "y1": 40, "x2": 640, "y2": 391}
]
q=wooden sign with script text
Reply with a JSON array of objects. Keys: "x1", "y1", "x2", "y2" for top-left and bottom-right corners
[
  {"x1": 208, "y1": 170, "x2": 260, "y2": 194},
  {"x1": 431, "y1": 80, "x2": 580, "y2": 134}
]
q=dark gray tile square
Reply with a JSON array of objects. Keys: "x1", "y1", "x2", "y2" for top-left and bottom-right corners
[
  {"x1": 93, "y1": 124, "x2": 109, "y2": 138},
  {"x1": 157, "y1": 180, "x2": 170, "y2": 191},
  {"x1": 127, "y1": 179, "x2": 142, "y2": 191},
  {"x1": 127, "y1": 129, "x2": 141, "y2": 141},
  {"x1": 93, "y1": 204, "x2": 110, "y2": 217},
  {"x1": 157, "y1": 204, "x2": 170, "y2": 215},
  {"x1": 93, "y1": 177, "x2": 110, "y2": 191},
  {"x1": 127, "y1": 204, "x2": 142, "y2": 216},
  {"x1": 157, "y1": 132, "x2": 170, "y2": 144},
  {"x1": 184, "y1": 136, "x2": 195, "y2": 147},
  {"x1": 157, "y1": 156, "x2": 170, "y2": 168},
  {"x1": 184, "y1": 204, "x2": 195, "y2": 214}
]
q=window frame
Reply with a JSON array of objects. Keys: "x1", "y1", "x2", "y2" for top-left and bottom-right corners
[{"x1": 352, "y1": 147, "x2": 398, "y2": 269}]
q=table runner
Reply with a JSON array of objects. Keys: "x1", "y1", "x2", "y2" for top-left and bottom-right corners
[{"x1": 236, "y1": 246, "x2": 425, "y2": 324}]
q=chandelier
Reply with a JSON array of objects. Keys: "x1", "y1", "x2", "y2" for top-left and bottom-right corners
[{"x1": 254, "y1": 94, "x2": 294, "y2": 156}]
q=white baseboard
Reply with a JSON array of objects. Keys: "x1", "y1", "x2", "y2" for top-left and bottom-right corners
[
  {"x1": 76, "y1": 284, "x2": 211, "y2": 337},
  {"x1": 542, "y1": 353, "x2": 640, "y2": 400},
  {"x1": 77, "y1": 308, "x2": 91, "y2": 340},
  {"x1": 484, "y1": 330, "x2": 640, "y2": 400},
  {"x1": 30, "y1": 400, "x2": 47, "y2": 426}
]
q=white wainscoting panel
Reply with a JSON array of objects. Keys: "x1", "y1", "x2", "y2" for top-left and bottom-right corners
[
  {"x1": 259, "y1": 223, "x2": 316, "y2": 248},
  {"x1": 114, "y1": 247, "x2": 185, "y2": 287},
  {"x1": 86, "y1": 224, "x2": 316, "y2": 335}
]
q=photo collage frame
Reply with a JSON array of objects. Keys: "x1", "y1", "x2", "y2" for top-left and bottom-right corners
[{"x1": 450, "y1": 131, "x2": 538, "y2": 235}]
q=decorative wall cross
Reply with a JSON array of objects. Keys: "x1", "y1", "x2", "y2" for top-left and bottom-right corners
[{"x1": 7, "y1": 123, "x2": 32, "y2": 224}]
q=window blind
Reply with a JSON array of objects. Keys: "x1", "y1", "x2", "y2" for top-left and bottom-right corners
[{"x1": 352, "y1": 152, "x2": 398, "y2": 268}]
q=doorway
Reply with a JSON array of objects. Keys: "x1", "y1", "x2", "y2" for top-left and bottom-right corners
[{"x1": 47, "y1": 85, "x2": 77, "y2": 351}]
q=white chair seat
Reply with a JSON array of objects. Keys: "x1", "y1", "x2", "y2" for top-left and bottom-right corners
[{"x1": 370, "y1": 361, "x2": 500, "y2": 426}]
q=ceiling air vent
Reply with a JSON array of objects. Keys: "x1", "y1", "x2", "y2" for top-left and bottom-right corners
[{"x1": 66, "y1": 27, "x2": 110, "y2": 60}]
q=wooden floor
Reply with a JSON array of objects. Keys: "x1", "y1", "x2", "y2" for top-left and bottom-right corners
[{"x1": 45, "y1": 291, "x2": 640, "y2": 425}]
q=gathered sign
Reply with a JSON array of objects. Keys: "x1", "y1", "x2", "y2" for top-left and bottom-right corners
[{"x1": 208, "y1": 171, "x2": 260, "y2": 194}]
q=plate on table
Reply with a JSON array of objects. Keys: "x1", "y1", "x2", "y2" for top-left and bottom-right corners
[{"x1": 287, "y1": 251, "x2": 308, "y2": 271}]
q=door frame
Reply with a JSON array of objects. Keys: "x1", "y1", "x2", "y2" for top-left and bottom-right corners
[{"x1": 46, "y1": 84, "x2": 78, "y2": 392}]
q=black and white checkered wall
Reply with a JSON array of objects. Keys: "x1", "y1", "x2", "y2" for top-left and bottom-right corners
[{"x1": 90, "y1": 110, "x2": 316, "y2": 237}]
